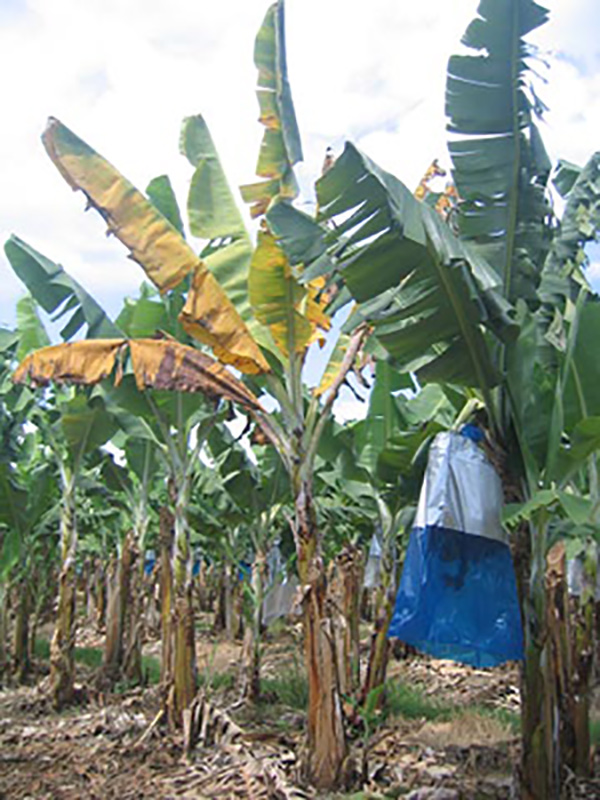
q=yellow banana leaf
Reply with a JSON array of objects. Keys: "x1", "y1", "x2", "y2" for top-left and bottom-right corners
[
  {"x1": 42, "y1": 118, "x2": 195, "y2": 293},
  {"x1": 249, "y1": 230, "x2": 319, "y2": 359},
  {"x1": 13, "y1": 339, "x2": 261, "y2": 412},
  {"x1": 179, "y1": 264, "x2": 270, "y2": 374},
  {"x1": 42, "y1": 118, "x2": 269, "y2": 375},
  {"x1": 302, "y1": 278, "x2": 331, "y2": 332},
  {"x1": 127, "y1": 339, "x2": 261, "y2": 409},
  {"x1": 313, "y1": 333, "x2": 352, "y2": 397},
  {"x1": 13, "y1": 340, "x2": 124, "y2": 386}
]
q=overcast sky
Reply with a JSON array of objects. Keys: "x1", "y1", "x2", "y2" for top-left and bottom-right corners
[{"x1": 0, "y1": 0, "x2": 599, "y2": 340}]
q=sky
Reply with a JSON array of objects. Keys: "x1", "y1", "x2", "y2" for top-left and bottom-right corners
[{"x1": 0, "y1": 0, "x2": 599, "y2": 402}]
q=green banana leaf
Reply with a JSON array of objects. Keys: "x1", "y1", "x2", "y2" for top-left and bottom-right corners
[
  {"x1": 446, "y1": 0, "x2": 551, "y2": 304},
  {"x1": 180, "y1": 115, "x2": 254, "y2": 326},
  {"x1": 146, "y1": 175, "x2": 185, "y2": 235},
  {"x1": 15, "y1": 295, "x2": 50, "y2": 361},
  {"x1": 315, "y1": 142, "x2": 515, "y2": 393},
  {"x1": 57, "y1": 394, "x2": 118, "y2": 464},
  {"x1": 5, "y1": 235, "x2": 121, "y2": 340},
  {"x1": 240, "y1": 0, "x2": 302, "y2": 217},
  {"x1": 354, "y1": 361, "x2": 412, "y2": 474},
  {"x1": 544, "y1": 152, "x2": 600, "y2": 277}
]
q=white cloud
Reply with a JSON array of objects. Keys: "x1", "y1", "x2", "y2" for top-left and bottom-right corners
[{"x1": 0, "y1": 0, "x2": 598, "y2": 334}]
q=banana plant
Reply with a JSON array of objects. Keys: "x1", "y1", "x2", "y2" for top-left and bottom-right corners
[
  {"x1": 93, "y1": 438, "x2": 160, "y2": 686},
  {"x1": 206, "y1": 423, "x2": 290, "y2": 701},
  {"x1": 0, "y1": 308, "x2": 60, "y2": 683},
  {"x1": 312, "y1": 1, "x2": 600, "y2": 794},
  {"x1": 5, "y1": 1, "x2": 369, "y2": 782}
]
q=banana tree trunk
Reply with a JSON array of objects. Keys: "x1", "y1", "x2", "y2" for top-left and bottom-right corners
[
  {"x1": 168, "y1": 484, "x2": 196, "y2": 726},
  {"x1": 564, "y1": 547, "x2": 596, "y2": 777},
  {"x1": 362, "y1": 580, "x2": 395, "y2": 703},
  {"x1": 546, "y1": 543, "x2": 574, "y2": 773},
  {"x1": 519, "y1": 515, "x2": 560, "y2": 800},
  {"x1": 213, "y1": 565, "x2": 226, "y2": 633},
  {"x1": 159, "y1": 506, "x2": 174, "y2": 685},
  {"x1": 239, "y1": 548, "x2": 265, "y2": 702},
  {"x1": 0, "y1": 584, "x2": 7, "y2": 684},
  {"x1": 124, "y1": 553, "x2": 144, "y2": 685},
  {"x1": 102, "y1": 532, "x2": 134, "y2": 684},
  {"x1": 93, "y1": 558, "x2": 106, "y2": 632},
  {"x1": 295, "y1": 479, "x2": 346, "y2": 790},
  {"x1": 50, "y1": 477, "x2": 77, "y2": 709},
  {"x1": 332, "y1": 544, "x2": 362, "y2": 697},
  {"x1": 29, "y1": 569, "x2": 52, "y2": 666},
  {"x1": 13, "y1": 579, "x2": 30, "y2": 683}
]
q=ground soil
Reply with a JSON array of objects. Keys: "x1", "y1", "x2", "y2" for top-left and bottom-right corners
[{"x1": 1, "y1": 620, "x2": 600, "y2": 799}]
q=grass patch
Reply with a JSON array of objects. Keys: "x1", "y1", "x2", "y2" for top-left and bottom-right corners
[
  {"x1": 385, "y1": 679, "x2": 521, "y2": 735},
  {"x1": 385, "y1": 680, "x2": 453, "y2": 722},
  {"x1": 261, "y1": 669, "x2": 308, "y2": 711},
  {"x1": 198, "y1": 670, "x2": 235, "y2": 693},
  {"x1": 590, "y1": 717, "x2": 600, "y2": 747},
  {"x1": 34, "y1": 638, "x2": 161, "y2": 686},
  {"x1": 34, "y1": 637, "x2": 103, "y2": 669}
]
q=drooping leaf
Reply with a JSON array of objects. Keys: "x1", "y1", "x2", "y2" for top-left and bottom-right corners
[
  {"x1": 14, "y1": 338, "x2": 262, "y2": 413},
  {"x1": 5, "y1": 235, "x2": 121, "y2": 340},
  {"x1": 178, "y1": 263, "x2": 270, "y2": 373},
  {"x1": 127, "y1": 339, "x2": 261, "y2": 410},
  {"x1": 13, "y1": 339, "x2": 125, "y2": 387}
]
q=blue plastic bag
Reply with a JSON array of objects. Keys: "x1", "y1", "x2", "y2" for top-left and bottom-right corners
[{"x1": 388, "y1": 430, "x2": 524, "y2": 667}]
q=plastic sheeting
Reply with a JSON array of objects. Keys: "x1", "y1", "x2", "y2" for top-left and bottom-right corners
[
  {"x1": 144, "y1": 549, "x2": 156, "y2": 575},
  {"x1": 567, "y1": 548, "x2": 600, "y2": 600},
  {"x1": 363, "y1": 528, "x2": 383, "y2": 589},
  {"x1": 261, "y1": 541, "x2": 301, "y2": 626},
  {"x1": 388, "y1": 430, "x2": 524, "y2": 667}
]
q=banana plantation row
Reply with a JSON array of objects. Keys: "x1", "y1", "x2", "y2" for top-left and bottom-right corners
[{"x1": 2, "y1": 0, "x2": 600, "y2": 797}]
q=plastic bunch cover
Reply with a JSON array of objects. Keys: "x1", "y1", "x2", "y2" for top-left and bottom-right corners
[
  {"x1": 262, "y1": 541, "x2": 300, "y2": 626},
  {"x1": 363, "y1": 528, "x2": 383, "y2": 589},
  {"x1": 388, "y1": 430, "x2": 524, "y2": 667},
  {"x1": 144, "y1": 549, "x2": 156, "y2": 575}
]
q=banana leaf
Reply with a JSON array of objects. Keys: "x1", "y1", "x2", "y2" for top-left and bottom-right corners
[
  {"x1": 240, "y1": 0, "x2": 302, "y2": 217},
  {"x1": 146, "y1": 175, "x2": 185, "y2": 235},
  {"x1": 41, "y1": 118, "x2": 268, "y2": 374},
  {"x1": 315, "y1": 142, "x2": 515, "y2": 394},
  {"x1": 180, "y1": 115, "x2": 255, "y2": 327},
  {"x1": 5, "y1": 235, "x2": 121, "y2": 341},
  {"x1": 446, "y1": 0, "x2": 551, "y2": 304},
  {"x1": 15, "y1": 295, "x2": 50, "y2": 361},
  {"x1": 544, "y1": 152, "x2": 600, "y2": 277},
  {"x1": 13, "y1": 338, "x2": 261, "y2": 412},
  {"x1": 248, "y1": 229, "x2": 313, "y2": 359}
]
